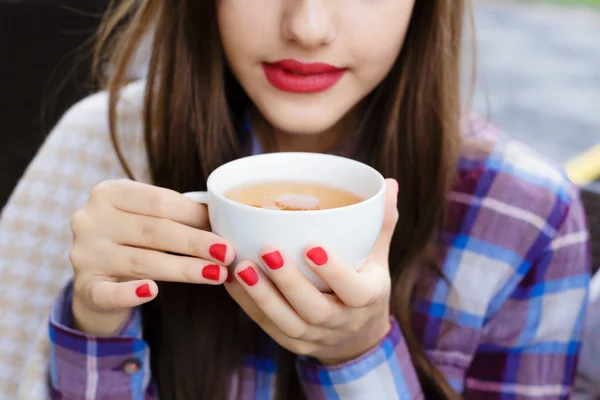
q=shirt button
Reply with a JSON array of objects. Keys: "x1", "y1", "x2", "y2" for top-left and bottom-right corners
[{"x1": 123, "y1": 359, "x2": 141, "y2": 375}]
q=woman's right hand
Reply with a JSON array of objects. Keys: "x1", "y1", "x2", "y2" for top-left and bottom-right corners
[{"x1": 69, "y1": 179, "x2": 234, "y2": 336}]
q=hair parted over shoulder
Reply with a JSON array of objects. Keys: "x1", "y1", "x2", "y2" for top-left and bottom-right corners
[{"x1": 93, "y1": 1, "x2": 470, "y2": 398}]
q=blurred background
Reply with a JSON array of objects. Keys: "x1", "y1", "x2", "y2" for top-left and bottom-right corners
[
  {"x1": 472, "y1": 0, "x2": 600, "y2": 167},
  {"x1": 1, "y1": 0, "x2": 599, "y2": 209}
]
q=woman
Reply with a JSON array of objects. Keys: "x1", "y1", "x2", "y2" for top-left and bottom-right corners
[{"x1": 0, "y1": 0, "x2": 590, "y2": 399}]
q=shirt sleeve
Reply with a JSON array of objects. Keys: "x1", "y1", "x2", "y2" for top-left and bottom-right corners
[
  {"x1": 295, "y1": 317, "x2": 424, "y2": 400},
  {"x1": 48, "y1": 281, "x2": 155, "y2": 400},
  {"x1": 462, "y1": 192, "x2": 590, "y2": 398}
]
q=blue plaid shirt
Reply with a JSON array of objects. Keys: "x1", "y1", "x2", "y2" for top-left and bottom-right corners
[{"x1": 48, "y1": 120, "x2": 590, "y2": 399}]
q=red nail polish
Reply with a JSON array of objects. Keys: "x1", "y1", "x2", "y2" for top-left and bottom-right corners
[
  {"x1": 238, "y1": 267, "x2": 258, "y2": 286},
  {"x1": 202, "y1": 264, "x2": 221, "y2": 281},
  {"x1": 135, "y1": 284, "x2": 152, "y2": 298},
  {"x1": 262, "y1": 251, "x2": 284, "y2": 270},
  {"x1": 209, "y1": 243, "x2": 227, "y2": 263},
  {"x1": 307, "y1": 247, "x2": 328, "y2": 266}
]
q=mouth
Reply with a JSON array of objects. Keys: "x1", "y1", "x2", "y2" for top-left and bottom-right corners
[{"x1": 262, "y1": 59, "x2": 347, "y2": 94}]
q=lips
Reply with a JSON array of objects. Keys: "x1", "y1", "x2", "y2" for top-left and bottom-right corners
[{"x1": 262, "y1": 59, "x2": 347, "y2": 93}]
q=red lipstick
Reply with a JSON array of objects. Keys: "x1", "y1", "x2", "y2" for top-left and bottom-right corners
[{"x1": 262, "y1": 59, "x2": 346, "y2": 93}]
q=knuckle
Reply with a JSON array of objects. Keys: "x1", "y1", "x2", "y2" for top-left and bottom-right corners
[
  {"x1": 307, "y1": 307, "x2": 333, "y2": 326},
  {"x1": 128, "y1": 253, "x2": 149, "y2": 278},
  {"x1": 139, "y1": 220, "x2": 158, "y2": 247},
  {"x1": 70, "y1": 210, "x2": 91, "y2": 235},
  {"x1": 288, "y1": 341, "x2": 316, "y2": 356},
  {"x1": 278, "y1": 278, "x2": 299, "y2": 294},
  {"x1": 195, "y1": 205, "x2": 211, "y2": 229},
  {"x1": 187, "y1": 238, "x2": 203, "y2": 257},
  {"x1": 252, "y1": 292, "x2": 270, "y2": 310},
  {"x1": 180, "y1": 261, "x2": 198, "y2": 282},
  {"x1": 69, "y1": 212, "x2": 80, "y2": 234},
  {"x1": 68, "y1": 246, "x2": 85, "y2": 269},
  {"x1": 321, "y1": 334, "x2": 342, "y2": 347},
  {"x1": 347, "y1": 321, "x2": 364, "y2": 334},
  {"x1": 91, "y1": 180, "x2": 115, "y2": 200},
  {"x1": 347, "y1": 292, "x2": 373, "y2": 309},
  {"x1": 70, "y1": 240, "x2": 111, "y2": 274},
  {"x1": 378, "y1": 285, "x2": 391, "y2": 303},
  {"x1": 280, "y1": 322, "x2": 308, "y2": 340},
  {"x1": 148, "y1": 192, "x2": 169, "y2": 216},
  {"x1": 253, "y1": 310, "x2": 271, "y2": 329},
  {"x1": 87, "y1": 284, "x2": 103, "y2": 308}
]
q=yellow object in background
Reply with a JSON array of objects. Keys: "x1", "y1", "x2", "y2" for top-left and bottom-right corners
[{"x1": 564, "y1": 143, "x2": 600, "y2": 185}]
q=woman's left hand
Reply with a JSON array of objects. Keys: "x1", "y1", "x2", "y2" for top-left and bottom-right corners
[{"x1": 225, "y1": 179, "x2": 399, "y2": 365}]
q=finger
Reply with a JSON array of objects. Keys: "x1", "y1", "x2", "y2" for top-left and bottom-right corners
[
  {"x1": 104, "y1": 244, "x2": 229, "y2": 284},
  {"x1": 232, "y1": 261, "x2": 332, "y2": 342},
  {"x1": 258, "y1": 247, "x2": 342, "y2": 327},
  {"x1": 305, "y1": 246, "x2": 387, "y2": 308},
  {"x1": 109, "y1": 209, "x2": 234, "y2": 265},
  {"x1": 85, "y1": 279, "x2": 158, "y2": 310},
  {"x1": 91, "y1": 179, "x2": 210, "y2": 230},
  {"x1": 224, "y1": 280, "x2": 319, "y2": 355},
  {"x1": 370, "y1": 179, "x2": 399, "y2": 264}
]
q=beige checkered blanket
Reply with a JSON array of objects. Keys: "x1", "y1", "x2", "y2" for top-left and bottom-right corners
[{"x1": 0, "y1": 80, "x2": 150, "y2": 399}]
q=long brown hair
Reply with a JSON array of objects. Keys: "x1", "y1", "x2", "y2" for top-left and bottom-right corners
[{"x1": 93, "y1": 1, "x2": 467, "y2": 399}]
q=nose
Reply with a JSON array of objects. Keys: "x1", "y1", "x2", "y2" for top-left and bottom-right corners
[{"x1": 282, "y1": 0, "x2": 336, "y2": 48}]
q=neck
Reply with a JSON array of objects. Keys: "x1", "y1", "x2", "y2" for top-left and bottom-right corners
[{"x1": 250, "y1": 108, "x2": 351, "y2": 154}]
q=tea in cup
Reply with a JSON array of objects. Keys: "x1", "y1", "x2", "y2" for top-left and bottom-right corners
[{"x1": 184, "y1": 152, "x2": 385, "y2": 292}]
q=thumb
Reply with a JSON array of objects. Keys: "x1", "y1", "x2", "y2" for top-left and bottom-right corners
[{"x1": 370, "y1": 179, "x2": 399, "y2": 263}]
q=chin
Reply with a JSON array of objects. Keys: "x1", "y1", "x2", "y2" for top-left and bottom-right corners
[{"x1": 258, "y1": 104, "x2": 347, "y2": 136}]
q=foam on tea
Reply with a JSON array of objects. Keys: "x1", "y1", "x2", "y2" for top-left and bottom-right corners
[{"x1": 225, "y1": 181, "x2": 364, "y2": 211}]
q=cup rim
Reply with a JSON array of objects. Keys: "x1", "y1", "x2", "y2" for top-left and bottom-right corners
[{"x1": 206, "y1": 152, "x2": 386, "y2": 214}]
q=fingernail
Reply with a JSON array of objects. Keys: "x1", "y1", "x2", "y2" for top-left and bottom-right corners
[
  {"x1": 262, "y1": 251, "x2": 284, "y2": 270},
  {"x1": 225, "y1": 270, "x2": 233, "y2": 283},
  {"x1": 238, "y1": 266, "x2": 258, "y2": 286},
  {"x1": 135, "y1": 284, "x2": 152, "y2": 298},
  {"x1": 307, "y1": 247, "x2": 328, "y2": 266},
  {"x1": 209, "y1": 243, "x2": 227, "y2": 263},
  {"x1": 202, "y1": 264, "x2": 221, "y2": 281}
]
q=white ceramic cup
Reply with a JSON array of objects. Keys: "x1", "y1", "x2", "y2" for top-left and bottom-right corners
[{"x1": 183, "y1": 152, "x2": 386, "y2": 292}]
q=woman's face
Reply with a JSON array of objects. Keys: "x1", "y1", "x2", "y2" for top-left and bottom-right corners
[{"x1": 218, "y1": 0, "x2": 415, "y2": 135}]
